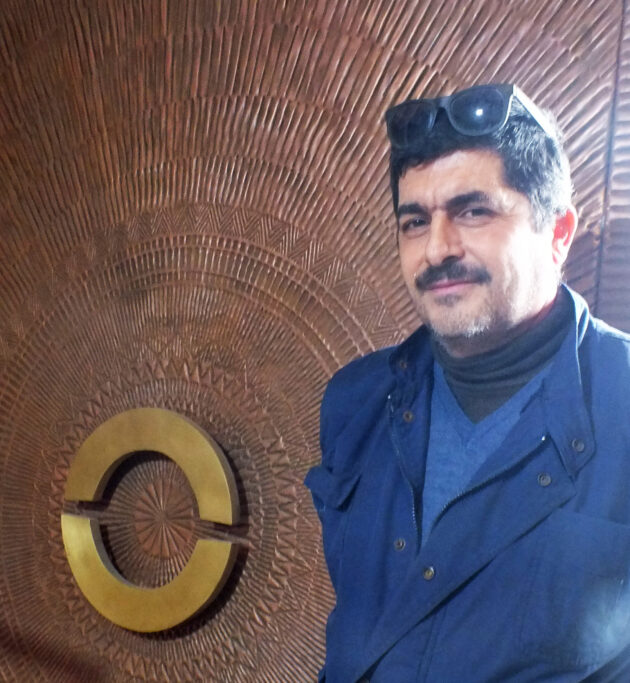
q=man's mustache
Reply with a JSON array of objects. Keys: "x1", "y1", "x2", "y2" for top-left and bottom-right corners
[{"x1": 415, "y1": 260, "x2": 491, "y2": 291}]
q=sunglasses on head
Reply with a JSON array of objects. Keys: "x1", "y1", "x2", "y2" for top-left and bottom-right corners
[{"x1": 385, "y1": 84, "x2": 554, "y2": 150}]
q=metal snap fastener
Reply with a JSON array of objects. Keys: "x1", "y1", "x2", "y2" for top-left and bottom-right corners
[
  {"x1": 571, "y1": 438, "x2": 585, "y2": 453},
  {"x1": 423, "y1": 566, "x2": 435, "y2": 581},
  {"x1": 402, "y1": 410, "x2": 414, "y2": 423},
  {"x1": 537, "y1": 472, "x2": 552, "y2": 487},
  {"x1": 394, "y1": 538, "x2": 406, "y2": 551},
  {"x1": 398, "y1": 359, "x2": 408, "y2": 370}
]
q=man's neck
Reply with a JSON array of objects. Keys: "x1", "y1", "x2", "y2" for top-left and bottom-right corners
[{"x1": 430, "y1": 288, "x2": 573, "y2": 422}]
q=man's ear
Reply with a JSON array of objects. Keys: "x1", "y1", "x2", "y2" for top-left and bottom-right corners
[{"x1": 551, "y1": 206, "x2": 578, "y2": 267}]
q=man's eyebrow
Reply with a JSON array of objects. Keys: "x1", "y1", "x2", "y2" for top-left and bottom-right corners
[
  {"x1": 397, "y1": 202, "x2": 427, "y2": 217},
  {"x1": 445, "y1": 191, "x2": 492, "y2": 213},
  {"x1": 397, "y1": 191, "x2": 493, "y2": 219}
]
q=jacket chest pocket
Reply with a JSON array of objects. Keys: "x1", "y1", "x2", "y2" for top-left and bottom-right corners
[{"x1": 519, "y1": 509, "x2": 630, "y2": 668}]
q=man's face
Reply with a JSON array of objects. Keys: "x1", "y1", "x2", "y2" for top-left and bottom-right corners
[{"x1": 397, "y1": 149, "x2": 565, "y2": 356}]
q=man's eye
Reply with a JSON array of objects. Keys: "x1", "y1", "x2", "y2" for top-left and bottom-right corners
[
  {"x1": 461, "y1": 206, "x2": 492, "y2": 219},
  {"x1": 400, "y1": 217, "x2": 428, "y2": 233}
]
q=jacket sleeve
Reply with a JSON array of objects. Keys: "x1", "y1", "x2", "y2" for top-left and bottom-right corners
[
  {"x1": 305, "y1": 346, "x2": 394, "y2": 511},
  {"x1": 304, "y1": 371, "x2": 359, "y2": 523}
]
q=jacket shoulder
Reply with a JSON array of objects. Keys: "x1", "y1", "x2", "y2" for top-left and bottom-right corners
[
  {"x1": 583, "y1": 316, "x2": 630, "y2": 398},
  {"x1": 319, "y1": 346, "x2": 395, "y2": 458},
  {"x1": 326, "y1": 346, "x2": 394, "y2": 399},
  {"x1": 587, "y1": 316, "x2": 630, "y2": 358}
]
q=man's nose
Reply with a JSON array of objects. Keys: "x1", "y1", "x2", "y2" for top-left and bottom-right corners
[{"x1": 425, "y1": 214, "x2": 464, "y2": 266}]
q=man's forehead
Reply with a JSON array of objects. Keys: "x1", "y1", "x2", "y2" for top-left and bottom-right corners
[{"x1": 397, "y1": 148, "x2": 512, "y2": 210}]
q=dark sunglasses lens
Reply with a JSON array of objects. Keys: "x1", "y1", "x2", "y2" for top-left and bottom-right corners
[
  {"x1": 387, "y1": 102, "x2": 434, "y2": 148},
  {"x1": 449, "y1": 88, "x2": 508, "y2": 135}
]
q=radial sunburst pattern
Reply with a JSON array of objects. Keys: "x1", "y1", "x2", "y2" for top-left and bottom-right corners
[{"x1": 0, "y1": 1, "x2": 628, "y2": 681}]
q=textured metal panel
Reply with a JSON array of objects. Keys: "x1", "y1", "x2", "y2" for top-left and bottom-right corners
[
  {"x1": 597, "y1": 1, "x2": 630, "y2": 331},
  {"x1": 0, "y1": 0, "x2": 625, "y2": 680}
]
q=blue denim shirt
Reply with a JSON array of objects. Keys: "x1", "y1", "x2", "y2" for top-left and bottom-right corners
[{"x1": 305, "y1": 285, "x2": 630, "y2": 682}]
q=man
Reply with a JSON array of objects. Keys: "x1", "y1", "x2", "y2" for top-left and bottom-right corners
[{"x1": 305, "y1": 84, "x2": 630, "y2": 682}]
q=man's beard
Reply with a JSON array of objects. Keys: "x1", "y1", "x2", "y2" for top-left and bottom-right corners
[{"x1": 413, "y1": 259, "x2": 499, "y2": 344}]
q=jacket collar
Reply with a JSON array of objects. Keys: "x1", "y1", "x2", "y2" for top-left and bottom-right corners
[
  {"x1": 541, "y1": 284, "x2": 595, "y2": 477},
  {"x1": 389, "y1": 322, "x2": 432, "y2": 379}
]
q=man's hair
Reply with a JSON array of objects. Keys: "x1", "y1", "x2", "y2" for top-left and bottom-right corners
[{"x1": 389, "y1": 100, "x2": 573, "y2": 231}]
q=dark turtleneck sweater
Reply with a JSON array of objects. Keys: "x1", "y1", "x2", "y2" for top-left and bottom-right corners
[{"x1": 431, "y1": 288, "x2": 574, "y2": 423}]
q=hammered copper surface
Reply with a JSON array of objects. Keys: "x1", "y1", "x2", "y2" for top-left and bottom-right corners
[{"x1": 0, "y1": 1, "x2": 627, "y2": 681}]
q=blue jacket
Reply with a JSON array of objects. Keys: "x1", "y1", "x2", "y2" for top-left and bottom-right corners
[{"x1": 305, "y1": 286, "x2": 630, "y2": 682}]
